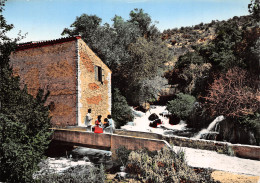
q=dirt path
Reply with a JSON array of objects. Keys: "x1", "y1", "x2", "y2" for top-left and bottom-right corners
[
  {"x1": 212, "y1": 171, "x2": 259, "y2": 183},
  {"x1": 173, "y1": 146, "x2": 260, "y2": 182}
]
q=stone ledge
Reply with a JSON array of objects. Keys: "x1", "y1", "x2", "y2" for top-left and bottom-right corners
[{"x1": 115, "y1": 129, "x2": 260, "y2": 160}]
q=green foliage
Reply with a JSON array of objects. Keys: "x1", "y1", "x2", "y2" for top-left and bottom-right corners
[
  {"x1": 62, "y1": 14, "x2": 102, "y2": 46},
  {"x1": 137, "y1": 76, "x2": 168, "y2": 104},
  {"x1": 175, "y1": 52, "x2": 205, "y2": 70},
  {"x1": 36, "y1": 164, "x2": 106, "y2": 183},
  {"x1": 0, "y1": 88, "x2": 52, "y2": 182},
  {"x1": 115, "y1": 146, "x2": 132, "y2": 166},
  {"x1": 127, "y1": 37, "x2": 169, "y2": 81},
  {"x1": 112, "y1": 88, "x2": 133, "y2": 128},
  {"x1": 196, "y1": 21, "x2": 243, "y2": 71},
  {"x1": 248, "y1": 0, "x2": 260, "y2": 21},
  {"x1": 238, "y1": 113, "x2": 260, "y2": 145},
  {"x1": 180, "y1": 63, "x2": 212, "y2": 96},
  {"x1": 126, "y1": 37, "x2": 171, "y2": 105},
  {"x1": 0, "y1": 2, "x2": 52, "y2": 182},
  {"x1": 126, "y1": 147, "x2": 216, "y2": 183},
  {"x1": 128, "y1": 8, "x2": 160, "y2": 40},
  {"x1": 62, "y1": 12, "x2": 141, "y2": 71},
  {"x1": 238, "y1": 113, "x2": 260, "y2": 130},
  {"x1": 167, "y1": 93, "x2": 196, "y2": 120},
  {"x1": 0, "y1": 0, "x2": 14, "y2": 42}
]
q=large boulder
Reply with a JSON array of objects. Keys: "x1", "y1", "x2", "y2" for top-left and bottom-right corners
[
  {"x1": 148, "y1": 113, "x2": 159, "y2": 121},
  {"x1": 169, "y1": 115, "x2": 180, "y2": 125}
]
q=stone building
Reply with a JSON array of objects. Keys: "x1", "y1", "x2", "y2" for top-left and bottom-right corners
[{"x1": 10, "y1": 36, "x2": 112, "y2": 127}]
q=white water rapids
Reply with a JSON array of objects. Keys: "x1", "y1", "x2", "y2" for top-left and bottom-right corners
[{"x1": 121, "y1": 106, "x2": 187, "y2": 134}]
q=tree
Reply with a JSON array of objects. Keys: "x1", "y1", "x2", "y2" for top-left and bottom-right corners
[
  {"x1": 197, "y1": 21, "x2": 243, "y2": 72},
  {"x1": 62, "y1": 13, "x2": 140, "y2": 71},
  {"x1": 0, "y1": 1, "x2": 52, "y2": 182},
  {"x1": 175, "y1": 52, "x2": 205, "y2": 70},
  {"x1": 125, "y1": 37, "x2": 171, "y2": 105},
  {"x1": 128, "y1": 8, "x2": 160, "y2": 40},
  {"x1": 62, "y1": 10, "x2": 170, "y2": 105},
  {"x1": 112, "y1": 88, "x2": 133, "y2": 128},
  {"x1": 248, "y1": 0, "x2": 260, "y2": 21},
  {"x1": 167, "y1": 93, "x2": 196, "y2": 120},
  {"x1": 132, "y1": 76, "x2": 168, "y2": 105},
  {"x1": 62, "y1": 14, "x2": 102, "y2": 46},
  {"x1": 204, "y1": 67, "x2": 259, "y2": 118}
]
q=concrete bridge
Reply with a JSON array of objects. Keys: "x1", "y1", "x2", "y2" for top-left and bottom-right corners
[
  {"x1": 51, "y1": 127, "x2": 260, "y2": 160},
  {"x1": 51, "y1": 128, "x2": 170, "y2": 158}
]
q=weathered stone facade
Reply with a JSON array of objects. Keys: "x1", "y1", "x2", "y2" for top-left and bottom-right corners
[
  {"x1": 77, "y1": 39, "x2": 112, "y2": 126},
  {"x1": 10, "y1": 36, "x2": 111, "y2": 127}
]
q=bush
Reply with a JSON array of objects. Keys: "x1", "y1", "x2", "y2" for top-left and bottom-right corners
[
  {"x1": 0, "y1": 90, "x2": 52, "y2": 183},
  {"x1": 238, "y1": 113, "x2": 260, "y2": 145},
  {"x1": 175, "y1": 52, "x2": 205, "y2": 70},
  {"x1": 126, "y1": 147, "x2": 216, "y2": 182},
  {"x1": 167, "y1": 93, "x2": 196, "y2": 120},
  {"x1": 112, "y1": 88, "x2": 134, "y2": 128},
  {"x1": 205, "y1": 67, "x2": 259, "y2": 118},
  {"x1": 36, "y1": 164, "x2": 106, "y2": 183},
  {"x1": 115, "y1": 146, "x2": 132, "y2": 166}
]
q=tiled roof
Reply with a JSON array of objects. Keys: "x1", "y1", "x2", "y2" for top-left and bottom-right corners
[{"x1": 15, "y1": 36, "x2": 81, "y2": 51}]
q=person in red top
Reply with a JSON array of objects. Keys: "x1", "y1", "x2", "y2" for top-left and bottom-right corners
[{"x1": 94, "y1": 115, "x2": 103, "y2": 133}]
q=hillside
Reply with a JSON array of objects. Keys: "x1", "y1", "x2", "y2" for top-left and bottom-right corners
[{"x1": 161, "y1": 15, "x2": 254, "y2": 67}]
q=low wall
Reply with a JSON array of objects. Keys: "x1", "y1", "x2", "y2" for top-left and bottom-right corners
[
  {"x1": 115, "y1": 129, "x2": 163, "y2": 140},
  {"x1": 52, "y1": 129, "x2": 112, "y2": 150},
  {"x1": 115, "y1": 129, "x2": 260, "y2": 160}
]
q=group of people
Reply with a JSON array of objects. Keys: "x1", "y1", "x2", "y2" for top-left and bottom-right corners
[{"x1": 85, "y1": 109, "x2": 115, "y2": 134}]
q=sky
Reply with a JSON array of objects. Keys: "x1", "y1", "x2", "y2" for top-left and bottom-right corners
[{"x1": 3, "y1": 0, "x2": 250, "y2": 42}]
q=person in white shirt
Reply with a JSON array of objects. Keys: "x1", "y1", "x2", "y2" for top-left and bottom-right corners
[
  {"x1": 107, "y1": 115, "x2": 115, "y2": 133},
  {"x1": 85, "y1": 109, "x2": 92, "y2": 128}
]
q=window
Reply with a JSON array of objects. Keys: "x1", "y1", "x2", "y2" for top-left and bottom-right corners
[{"x1": 95, "y1": 65, "x2": 103, "y2": 83}]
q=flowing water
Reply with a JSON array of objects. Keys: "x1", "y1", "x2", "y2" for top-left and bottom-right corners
[
  {"x1": 34, "y1": 147, "x2": 112, "y2": 178},
  {"x1": 193, "y1": 115, "x2": 225, "y2": 140},
  {"x1": 121, "y1": 105, "x2": 188, "y2": 135},
  {"x1": 36, "y1": 106, "x2": 226, "y2": 177}
]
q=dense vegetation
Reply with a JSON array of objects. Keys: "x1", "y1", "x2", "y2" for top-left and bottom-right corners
[
  {"x1": 127, "y1": 147, "x2": 216, "y2": 182},
  {"x1": 0, "y1": 1, "x2": 52, "y2": 182},
  {"x1": 112, "y1": 88, "x2": 134, "y2": 128},
  {"x1": 166, "y1": 0, "x2": 259, "y2": 144},
  {"x1": 62, "y1": 9, "x2": 171, "y2": 126},
  {"x1": 62, "y1": 1, "x2": 259, "y2": 136}
]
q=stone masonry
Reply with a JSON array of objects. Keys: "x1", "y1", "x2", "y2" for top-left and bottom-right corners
[{"x1": 10, "y1": 36, "x2": 112, "y2": 127}]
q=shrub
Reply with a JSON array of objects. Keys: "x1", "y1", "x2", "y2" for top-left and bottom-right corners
[
  {"x1": 0, "y1": 90, "x2": 52, "y2": 183},
  {"x1": 36, "y1": 164, "x2": 106, "y2": 183},
  {"x1": 115, "y1": 146, "x2": 132, "y2": 166},
  {"x1": 238, "y1": 113, "x2": 260, "y2": 145},
  {"x1": 112, "y1": 88, "x2": 134, "y2": 128},
  {"x1": 167, "y1": 93, "x2": 196, "y2": 120},
  {"x1": 175, "y1": 52, "x2": 205, "y2": 70},
  {"x1": 126, "y1": 147, "x2": 216, "y2": 182},
  {"x1": 205, "y1": 67, "x2": 259, "y2": 118}
]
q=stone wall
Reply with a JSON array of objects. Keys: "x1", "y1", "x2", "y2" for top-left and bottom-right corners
[
  {"x1": 77, "y1": 39, "x2": 112, "y2": 126},
  {"x1": 115, "y1": 129, "x2": 260, "y2": 160},
  {"x1": 10, "y1": 41, "x2": 78, "y2": 127}
]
